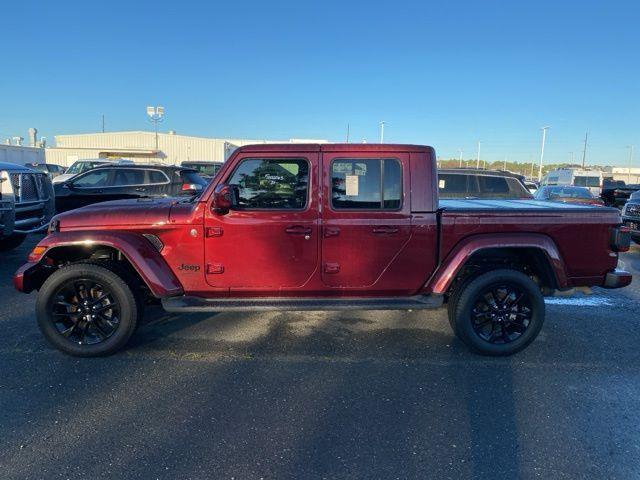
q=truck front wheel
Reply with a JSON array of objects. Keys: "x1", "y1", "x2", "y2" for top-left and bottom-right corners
[
  {"x1": 449, "y1": 269, "x2": 545, "y2": 356},
  {"x1": 36, "y1": 263, "x2": 140, "y2": 357}
]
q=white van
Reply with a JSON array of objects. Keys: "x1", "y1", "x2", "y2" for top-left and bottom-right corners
[{"x1": 541, "y1": 168, "x2": 603, "y2": 196}]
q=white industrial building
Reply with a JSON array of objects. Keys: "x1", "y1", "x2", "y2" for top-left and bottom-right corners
[
  {"x1": 603, "y1": 166, "x2": 640, "y2": 184},
  {"x1": 44, "y1": 131, "x2": 328, "y2": 167},
  {"x1": 0, "y1": 144, "x2": 45, "y2": 165}
]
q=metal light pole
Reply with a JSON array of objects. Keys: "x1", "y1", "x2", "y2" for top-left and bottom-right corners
[
  {"x1": 379, "y1": 121, "x2": 385, "y2": 143},
  {"x1": 476, "y1": 141, "x2": 481, "y2": 169},
  {"x1": 626, "y1": 145, "x2": 634, "y2": 183},
  {"x1": 459, "y1": 149, "x2": 463, "y2": 168},
  {"x1": 538, "y1": 126, "x2": 550, "y2": 181},
  {"x1": 146, "y1": 106, "x2": 165, "y2": 151}
]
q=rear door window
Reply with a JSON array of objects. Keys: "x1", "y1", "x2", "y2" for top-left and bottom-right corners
[
  {"x1": 331, "y1": 158, "x2": 402, "y2": 210},
  {"x1": 112, "y1": 169, "x2": 146, "y2": 186}
]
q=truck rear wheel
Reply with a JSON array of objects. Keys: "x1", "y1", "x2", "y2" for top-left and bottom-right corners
[
  {"x1": 449, "y1": 269, "x2": 545, "y2": 356},
  {"x1": 36, "y1": 263, "x2": 140, "y2": 357},
  {"x1": 0, "y1": 234, "x2": 26, "y2": 252}
]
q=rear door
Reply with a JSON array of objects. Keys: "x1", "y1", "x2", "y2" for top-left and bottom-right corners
[
  {"x1": 204, "y1": 153, "x2": 319, "y2": 293},
  {"x1": 320, "y1": 153, "x2": 413, "y2": 293}
]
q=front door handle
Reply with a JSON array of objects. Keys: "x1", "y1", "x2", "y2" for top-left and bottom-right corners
[
  {"x1": 135, "y1": 187, "x2": 147, "y2": 192},
  {"x1": 372, "y1": 226, "x2": 399, "y2": 234},
  {"x1": 285, "y1": 226, "x2": 312, "y2": 235}
]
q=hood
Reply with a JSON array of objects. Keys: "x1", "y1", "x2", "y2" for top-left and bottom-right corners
[
  {"x1": 56, "y1": 197, "x2": 178, "y2": 229},
  {"x1": 52, "y1": 173, "x2": 74, "y2": 184}
]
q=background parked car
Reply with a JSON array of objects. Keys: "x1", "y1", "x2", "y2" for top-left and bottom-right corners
[
  {"x1": 600, "y1": 179, "x2": 640, "y2": 208},
  {"x1": 0, "y1": 163, "x2": 55, "y2": 251},
  {"x1": 52, "y1": 158, "x2": 134, "y2": 184},
  {"x1": 438, "y1": 168, "x2": 533, "y2": 199},
  {"x1": 25, "y1": 163, "x2": 66, "y2": 180},
  {"x1": 534, "y1": 185, "x2": 604, "y2": 206},
  {"x1": 540, "y1": 168, "x2": 603, "y2": 196},
  {"x1": 181, "y1": 161, "x2": 223, "y2": 181},
  {"x1": 622, "y1": 190, "x2": 640, "y2": 244},
  {"x1": 54, "y1": 164, "x2": 208, "y2": 212}
]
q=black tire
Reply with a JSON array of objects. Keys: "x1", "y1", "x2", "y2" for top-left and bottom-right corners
[
  {"x1": 0, "y1": 234, "x2": 26, "y2": 252},
  {"x1": 36, "y1": 263, "x2": 140, "y2": 357},
  {"x1": 449, "y1": 269, "x2": 545, "y2": 356}
]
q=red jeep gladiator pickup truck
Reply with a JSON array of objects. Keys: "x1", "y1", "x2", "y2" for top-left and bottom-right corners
[{"x1": 14, "y1": 144, "x2": 632, "y2": 357}]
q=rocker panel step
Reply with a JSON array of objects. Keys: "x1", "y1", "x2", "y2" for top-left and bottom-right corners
[{"x1": 161, "y1": 294, "x2": 443, "y2": 313}]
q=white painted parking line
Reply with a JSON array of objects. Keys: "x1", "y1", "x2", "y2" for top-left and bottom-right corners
[{"x1": 544, "y1": 297, "x2": 612, "y2": 306}]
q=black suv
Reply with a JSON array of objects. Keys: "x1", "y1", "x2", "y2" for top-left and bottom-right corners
[
  {"x1": 438, "y1": 168, "x2": 533, "y2": 199},
  {"x1": 622, "y1": 191, "x2": 640, "y2": 244},
  {"x1": 54, "y1": 164, "x2": 207, "y2": 213}
]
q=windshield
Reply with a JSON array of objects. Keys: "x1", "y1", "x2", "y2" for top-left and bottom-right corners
[
  {"x1": 547, "y1": 186, "x2": 592, "y2": 199},
  {"x1": 66, "y1": 161, "x2": 105, "y2": 175},
  {"x1": 573, "y1": 176, "x2": 600, "y2": 187},
  {"x1": 184, "y1": 163, "x2": 221, "y2": 176}
]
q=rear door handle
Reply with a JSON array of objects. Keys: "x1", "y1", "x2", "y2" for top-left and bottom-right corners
[
  {"x1": 372, "y1": 226, "x2": 399, "y2": 234},
  {"x1": 135, "y1": 187, "x2": 147, "y2": 192},
  {"x1": 285, "y1": 226, "x2": 312, "y2": 235}
]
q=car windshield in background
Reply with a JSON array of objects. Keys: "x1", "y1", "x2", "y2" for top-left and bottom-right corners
[
  {"x1": 547, "y1": 187, "x2": 592, "y2": 199},
  {"x1": 573, "y1": 176, "x2": 601, "y2": 187},
  {"x1": 186, "y1": 163, "x2": 221, "y2": 176},
  {"x1": 66, "y1": 161, "x2": 106, "y2": 175}
]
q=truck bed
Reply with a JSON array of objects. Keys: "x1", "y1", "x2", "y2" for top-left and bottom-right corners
[
  {"x1": 438, "y1": 199, "x2": 622, "y2": 286},
  {"x1": 439, "y1": 198, "x2": 615, "y2": 211}
]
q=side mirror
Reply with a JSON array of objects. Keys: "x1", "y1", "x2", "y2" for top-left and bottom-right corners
[
  {"x1": 64, "y1": 181, "x2": 77, "y2": 190},
  {"x1": 212, "y1": 184, "x2": 237, "y2": 214}
]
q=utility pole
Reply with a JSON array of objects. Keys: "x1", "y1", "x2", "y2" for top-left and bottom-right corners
[
  {"x1": 346, "y1": 124, "x2": 350, "y2": 143},
  {"x1": 569, "y1": 151, "x2": 574, "y2": 164},
  {"x1": 101, "y1": 114, "x2": 105, "y2": 133},
  {"x1": 627, "y1": 145, "x2": 634, "y2": 183},
  {"x1": 146, "y1": 106, "x2": 165, "y2": 151},
  {"x1": 379, "y1": 121, "x2": 385, "y2": 143},
  {"x1": 538, "y1": 126, "x2": 550, "y2": 181},
  {"x1": 503, "y1": 156, "x2": 507, "y2": 171},
  {"x1": 476, "y1": 141, "x2": 481, "y2": 169},
  {"x1": 458, "y1": 149, "x2": 463, "y2": 168},
  {"x1": 581, "y1": 130, "x2": 589, "y2": 168}
]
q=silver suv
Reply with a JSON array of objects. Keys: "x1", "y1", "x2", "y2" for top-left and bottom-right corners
[{"x1": 0, "y1": 163, "x2": 55, "y2": 251}]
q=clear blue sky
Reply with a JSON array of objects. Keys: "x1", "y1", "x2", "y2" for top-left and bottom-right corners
[{"x1": 1, "y1": 0, "x2": 639, "y2": 166}]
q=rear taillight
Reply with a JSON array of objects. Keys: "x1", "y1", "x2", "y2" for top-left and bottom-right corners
[
  {"x1": 611, "y1": 226, "x2": 631, "y2": 252},
  {"x1": 182, "y1": 183, "x2": 203, "y2": 191}
]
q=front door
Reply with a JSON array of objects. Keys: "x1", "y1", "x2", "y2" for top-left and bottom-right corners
[
  {"x1": 204, "y1": 154, "x2": 319, "y2": 294},
  {"x1": 320, "y1": 153, "x2": 413, "y2": 294}
]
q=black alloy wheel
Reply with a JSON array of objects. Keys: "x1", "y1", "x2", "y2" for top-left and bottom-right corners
[
  {"x1": 449, "y1": 269, "x2": 545, "y2": 356},
  {"x1": 51, "y1": 278, "x2": 121, "y2": 345},
  {"x1": 470, "y1": 283, "x2": 532, "y2": 345},
  {"x1": 36, "y1": 262, "x2": 140, "y2": 356}
]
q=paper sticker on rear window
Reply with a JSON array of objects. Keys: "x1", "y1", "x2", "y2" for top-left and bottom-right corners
[
  {"x1": 345, "y1": 175, "x2": 359, "y2": 196},
  {"x1": 439, "y1": 179, "x2": 446, "y2": 189}
]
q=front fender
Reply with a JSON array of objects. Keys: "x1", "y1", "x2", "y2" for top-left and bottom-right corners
[
  {"x1": 425, "y1": 233, "x2": 568, "y2": 294},
  {"x1": 17, "y1": 231, "x2": 184, "y2": 298}
]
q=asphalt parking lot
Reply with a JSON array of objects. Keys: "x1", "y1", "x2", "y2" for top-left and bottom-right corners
[{"x1": 2, "y1": 237, "x2": 640, "y2": 479}]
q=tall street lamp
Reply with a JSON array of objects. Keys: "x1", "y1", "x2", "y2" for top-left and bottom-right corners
[
  {"x1": 379, "y1": 121, "x2": 386, "y2": 143},
  {"x1": 626, "y1": 145, "x2": 635, "y2": 183},
  {"x1": 146, "y1": 106, "x2": 165, "y2": 152},
  {"x1": 538, "y1": 126, "x2": 550, "y2": 181}
]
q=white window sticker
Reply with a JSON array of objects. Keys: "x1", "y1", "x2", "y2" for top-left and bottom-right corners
[
  {"x1": 334, "y1": 163, "x2": 353, "y2": 174},
  {"x1": 439, "y1": 179, "x2": 446, "y2": 189},
  {"x1": 354, "y1": 163, "x2": 367, "y2": 176},
  {"x1": 345, "y1": 175, "x2": 359, "y2": 196}
]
